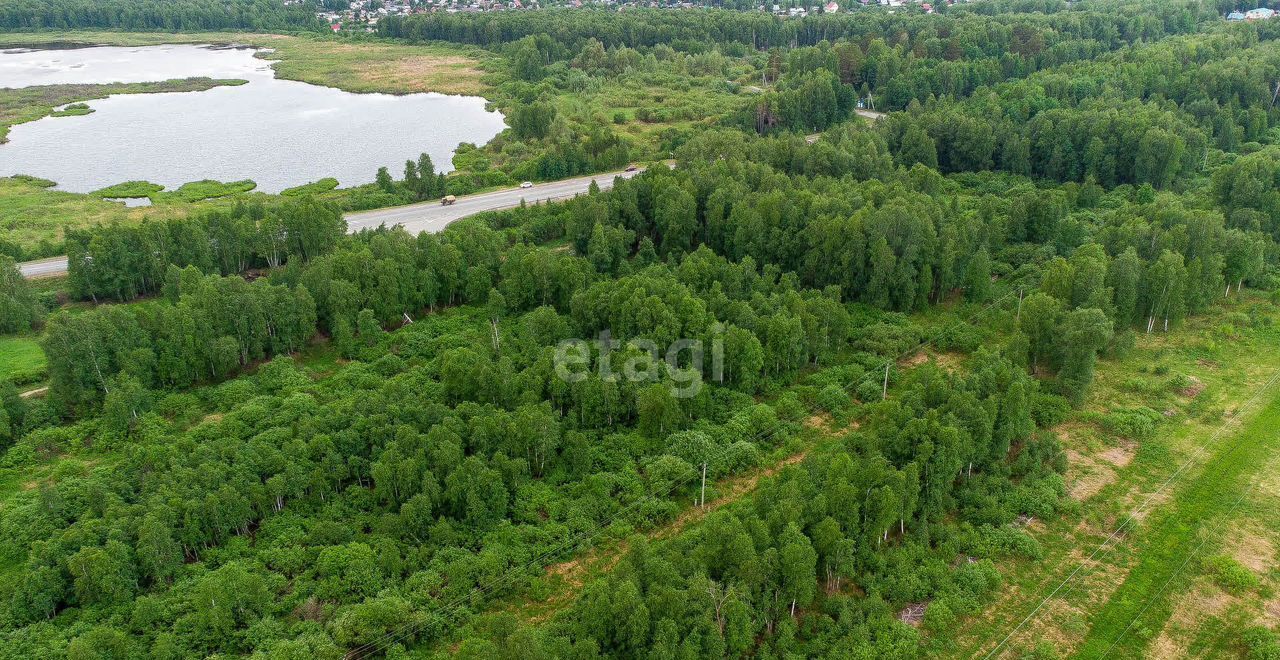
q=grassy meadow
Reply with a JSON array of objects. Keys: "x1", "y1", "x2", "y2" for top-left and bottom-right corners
[
  {"x1": 0, "y1": 334, "x2": 45, "y2": 387},
  {"x1": 942, "y1": 293, "x2": 1280, "y2": 658},
  {"x1": 0, "y1": 175, "x2": 264, "y2": 256}
]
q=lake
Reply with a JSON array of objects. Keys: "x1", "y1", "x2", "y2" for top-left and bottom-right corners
[{"x1": 0, "y1": 44, "x2": 506, "y2": 193}]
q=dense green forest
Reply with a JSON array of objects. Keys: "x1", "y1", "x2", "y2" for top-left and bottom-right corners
[
  {"x1": 378, "y1": 0, "x2": 1280, "y2": 197},
  {"x1": 4, "y1": 1, "x2": 1280, "y2": 658},
  {"x1": 0, "y1": 0, "x2": 322, "y2": 32}
]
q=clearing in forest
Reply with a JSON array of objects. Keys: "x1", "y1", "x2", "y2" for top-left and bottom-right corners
[{"x1": 947, "y1": 297, "x2": 1280, "y2": 659}]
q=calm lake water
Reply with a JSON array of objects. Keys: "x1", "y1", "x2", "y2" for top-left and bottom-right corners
[{"x1": 0, "y1": 44, "x2": 506, "y2": 193}]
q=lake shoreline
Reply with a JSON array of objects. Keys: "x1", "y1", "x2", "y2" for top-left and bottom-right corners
[
  {"x1": 0, "y1": 31, "x2": 494, "y2": 97},
  {"x1": 0, "y1": 44, "x2": 506, "y2": 194}
]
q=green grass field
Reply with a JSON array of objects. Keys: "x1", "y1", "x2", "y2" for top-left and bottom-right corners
[
  {"x1": 1074, "y1": 389, "x2": 1280, "y2": 657},
  {"x1": 552, "y1": 71, "x2": 753, "y2": 155},
  {"x1": 0, "y1": 175, "x2": 259, "y2": 255},
  {"x1": 942, "y1": 294, "x2": 1280, "y2": 658},
  {"x1": 0, "y1": 334, "x2": 46, "y2": 387}
]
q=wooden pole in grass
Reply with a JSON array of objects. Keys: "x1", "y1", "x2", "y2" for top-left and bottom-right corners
[{"x1": 700, "y1": 462, "x2": 707, "y2": 508}]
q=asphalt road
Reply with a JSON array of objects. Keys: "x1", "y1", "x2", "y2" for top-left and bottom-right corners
[
  {"x1": 345, "y1": 168, "x2": 641, "y2": 235},
  {"x1": 14, "y1": 111, "x2": 885, "y2": 280},
  {"x1": 18, "y1": 168, "x2": 641, "y2": 279},
  {"x1": 18, "y1": 257, "x2": 68, "y2": 279}
]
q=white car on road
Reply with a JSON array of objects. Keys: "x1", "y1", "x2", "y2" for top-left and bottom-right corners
[{"x1": 520, "y1": 181, "x2": 533, "y2": 189}]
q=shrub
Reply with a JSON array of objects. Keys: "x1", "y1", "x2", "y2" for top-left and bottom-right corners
[
  {"x1": 852, "y1": 319, "x2": 921, "y2": 357},
  {"x1": 36, "y1": 290, "x2": 59, "y2": 313},
  {"x1": 1203, "y1": 555, "x2": 1259, "y2": 594},
  {"x1": 1030, "y1": 392, "x2": 1071, "y2": 428},
  {"x1": 157, "y1": 179, "x2": 256, "y2": 203},
  {"x1": 817, "y1": 383, "x2": 850, "y2": 415},
  {"x1": 922, "y1": 598, "x2": 955, "y2": 633},
  {"x1": 856, "y1": 379, "x2": 884, "y2": 404},
  {"x1": 1106, "y1": 329, "x2": 1136, "y2": 359},
  {"x1": 1101, "y1": 406, "x2": 1161, "y2": 440},
  {"x1": 281, "y1": 178, "x2": 339, "y2": 197},
  {"x1": 721, "y1": 440, "x2": 761, "y2": 473},
  {"x1": 952, "y1": 559, "x2": 1002, "y2": 599},
  {"x1": 1009, "y1": 479, "x2": 1061, "y2": 518},
  {"x1": 772, "y1": 392, "x2": 807, "y2": 422},
  {"x1": 91, "y1": 180, "x2": 164, "y2": 198},
  {"x1": 1242, "y1": 626, "x2": 1280, "y2": 660},
  {"x1": 1100, "y1": 406, "x2": 1162, "y2": 437},
  {"x1": 1119, "y1": 376, "x2": 1163, "y2": 396},
  {"x1": 934, "y1": 321, "x2": 984, "y2": 353},
  {"x1": 968, "y1": 526, "x2": 1045, "y2": 560}
]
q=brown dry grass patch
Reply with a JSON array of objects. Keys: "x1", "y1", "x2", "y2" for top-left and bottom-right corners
[
  {"x1": 1098, "y1": 443, "x2": 1136, "y2": 469},
  {"x1": 1264, "y1": 599, "x2": 1280, "y2": 628},
  {"x1": 969, "y1": 542, "x2": 1133, "y2": 659},
  {"x1": 1259, "y1": 461, "x2": 1280, "y2": 500},
  {"x1": 1230, "y1": 527, "x2": 1276, "y2": 573},
  {"x1": 1178, "y1": 375, "x2": 1206, "y2": 399},
  {"x1": 1065, "y1": 448, "x2": 1116, "y2": 502},
  {"x1": 899, "y1": 351, "x2": 929, "y2": 368},
  {"x1": 363, "y1": 55, "x2": 485, "y2": 95},
  {"x1": 1150, "y1": 578, "x2": 1235, "y2": 658},
  {"x1": 930, "y1": 351, "x2": 966, "y2": 372},
  {"x1": 273, "y1": 41, "x2": 488, "y2": 96},
  {"x1": 895, "y1": 350, "x2": 965, "y2": 372}
]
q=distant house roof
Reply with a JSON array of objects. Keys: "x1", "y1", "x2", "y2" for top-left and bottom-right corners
[
  {"x1": 1245, "y1": 7, "x2": 1275, "y2": 19},
  {"x1": 824, "y1": 1, "x2": 838, "y2": 11},
  {"x1": 1227, "y1": 10, "x2": 1245, "y2": 19}
]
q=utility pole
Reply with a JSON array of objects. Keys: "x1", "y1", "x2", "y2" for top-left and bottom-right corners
[
  {"x1": 700, "y1": 462, "x2": 707, "y2": 508},
  {"x1": 882, "y1": 362, "x2": 890, "y2": 400},
  {"x1": 1016, "y1": 287, "x2": 1024, "y2": 323}
]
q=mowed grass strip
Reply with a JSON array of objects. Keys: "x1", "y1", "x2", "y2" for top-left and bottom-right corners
[{"x1": 1074, "y1": 384, "x2": 1280, "y2": 658}]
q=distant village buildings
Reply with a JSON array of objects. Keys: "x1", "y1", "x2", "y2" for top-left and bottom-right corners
[
  {"x1": 321, "y1": 0, "x2": 545, "y2": 31},
  {"x1": 318, "y1": 0, "x2": 957, "y2": 29},
  {"x1": 1226, "y1": 7, "x2": 1276, "y2": 21},
  {"x1": 318, "y1": 0, "x2": 957, "y2": 30}
]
